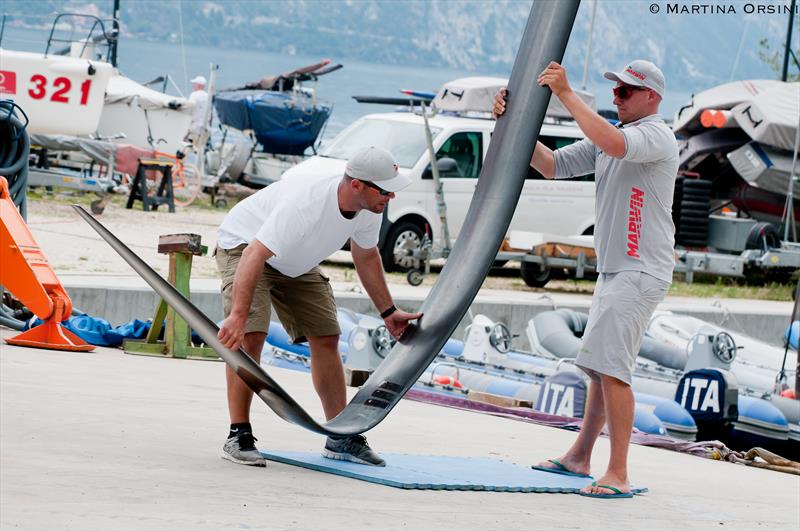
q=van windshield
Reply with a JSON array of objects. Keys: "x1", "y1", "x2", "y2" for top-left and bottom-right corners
[{"x1": 320, "y1": 118, "x2": 441, "y2": 168}]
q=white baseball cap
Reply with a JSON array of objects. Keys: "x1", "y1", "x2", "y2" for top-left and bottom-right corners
[
  {"x1": 190, "y1": 75, "x2": 207, "y2": 86},
  {"x1": 604, "y1": 60, "x2": 665, "y2": 98},
  {"x1": 345, "y1": 146, "x2": 410, "y2": 193}
]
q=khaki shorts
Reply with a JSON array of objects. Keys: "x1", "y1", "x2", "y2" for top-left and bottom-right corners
[
  {"x1": 576, "y1": 270, "x2": 669, "y2": 385},
  {"x1": 215, "y1": 245, "x2": 340, "y2": 343}
]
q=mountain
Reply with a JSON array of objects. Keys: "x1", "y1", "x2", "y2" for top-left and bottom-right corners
[{"x1": 4, "y1": 0, "x2": 797, "y2": 101}]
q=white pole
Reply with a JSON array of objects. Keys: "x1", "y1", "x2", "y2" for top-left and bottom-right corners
[{"x1": 581, "y1": 0, "x2": 598, "y2": 91}]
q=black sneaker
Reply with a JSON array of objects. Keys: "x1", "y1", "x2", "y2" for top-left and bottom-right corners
[
  {"x1": 222, "y1": 431, "x2": 266, "y2": 467},
  {"x1": 322, "y1": 434, "x2": 386, "y2": 466}
]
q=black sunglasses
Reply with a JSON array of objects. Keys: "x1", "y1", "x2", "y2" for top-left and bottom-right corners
[
  {"x1": 359, "y1": 179, "x2": 391, "y2": 196},
  {"x1": 613, "y1": 85, "x2": 649, "y2": 100}
]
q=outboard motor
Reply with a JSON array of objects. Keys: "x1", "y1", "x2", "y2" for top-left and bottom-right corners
[
  {"x1": 536, "y1": 371, "x2": 587, "y2": 418},
  {"x1": 676, "y1": 368, "x2": 739, "y2": 442},
  {"x1": 676, "y1": 329, "x2": 741, "y2": 441},
  {"x1": 684, "y1": 329, "x2": 739, "y2": 372},
  {"x1": 345, "y1": 316, "x2": 395, "y2": 372},
  {"x1": 462, "y1": 314, "x2": 516, "y2": 364}
]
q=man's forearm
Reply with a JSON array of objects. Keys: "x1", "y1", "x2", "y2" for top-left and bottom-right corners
[
  {"x1": 531, "y1": 141, "x2": 555, "y2": 179},
  {"x1": 353, "y1": 249, "x2": 393, "y2": 313},
  {"x1": 557, "y1": 90, "x2": 625, "y2": 157}
]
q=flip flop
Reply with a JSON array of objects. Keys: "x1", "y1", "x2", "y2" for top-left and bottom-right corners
[
  {"x1": 531, "y1": 459, "x2": 592, "y2": 478},
  {"x1": 578, "y1": 481, "x2": 634, "y2": 499}
]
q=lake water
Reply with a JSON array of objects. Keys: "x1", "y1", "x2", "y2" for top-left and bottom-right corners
[{"x1": 3, "y1": 24, "x2": 691, "y2": 144}]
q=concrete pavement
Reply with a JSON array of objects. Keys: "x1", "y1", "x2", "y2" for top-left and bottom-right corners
[{"x1": 1, "y1": 333, "x2": 798, "y2": 530}]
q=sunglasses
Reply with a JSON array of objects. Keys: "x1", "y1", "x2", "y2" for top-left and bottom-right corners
[
  {"x1": 613, "y1": 85, "x2": 649, "y2": 100},
  {"x1": 359, "y1": 179, "x2": 392, "y2": 196}
]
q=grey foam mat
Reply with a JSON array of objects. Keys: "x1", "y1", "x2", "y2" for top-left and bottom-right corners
[{"x1": 261, "y1": 451, "x2": 600, "y2": 492}]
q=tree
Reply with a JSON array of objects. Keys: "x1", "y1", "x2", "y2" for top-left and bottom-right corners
[{"x1": 758, "y1": 35, "x2": 800, "y2": 81}]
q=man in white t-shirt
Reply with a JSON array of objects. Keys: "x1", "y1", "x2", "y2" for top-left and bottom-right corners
[
  {"x1": 215, "y1": 146, "x2": 422, "y2": 467},
  {"x1": 187, "y1": 75, "x2": 209, "y2": 140},
  {"x1": 493, "y1": 60, "x2": 678, "y2": 498}
]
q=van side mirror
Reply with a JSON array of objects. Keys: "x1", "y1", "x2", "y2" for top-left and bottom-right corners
[{"x1": 422, "y1": 157, "x2": 459, "y2": 179}]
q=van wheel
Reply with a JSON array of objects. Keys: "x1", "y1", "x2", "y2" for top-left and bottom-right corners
[
  {"x1": 520, "y1": 261, "x2": 551, "y2": 287},
  {"x1": 381, "y1": 221, "x2": 424, "y2": 272}
]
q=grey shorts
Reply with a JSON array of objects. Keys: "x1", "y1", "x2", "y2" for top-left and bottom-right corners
[
  {"x1": 215, "y1": 245, "x2": 341, "y2": 343},
  {"x1": 575, "y1": 270, "x2": 669, "y2": 385}
]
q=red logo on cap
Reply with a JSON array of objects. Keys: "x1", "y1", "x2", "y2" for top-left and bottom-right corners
[
  {"x1": 0, "y1": 71, "x2": 16, "y2": 94},
  {"x1": 625, "y1": 67, "x2": 646, "y2": 81}
]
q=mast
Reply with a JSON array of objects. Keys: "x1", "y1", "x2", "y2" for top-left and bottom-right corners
[{"x1": 110, "y1": 0, "x2": 120, "y2": 67}]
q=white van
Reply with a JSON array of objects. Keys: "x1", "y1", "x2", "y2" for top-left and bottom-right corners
[{"x1": 281, "y1": 79, "x2": 596, "y2": 272}]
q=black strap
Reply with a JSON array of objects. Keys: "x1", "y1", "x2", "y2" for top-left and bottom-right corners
[{"x1": 380, "y1": 305, "x2": 397, "y2": 319}]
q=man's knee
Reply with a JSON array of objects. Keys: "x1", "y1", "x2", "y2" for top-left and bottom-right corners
[
  {"x1": 308, "y1": 334, "x2": 340, "y2": 354},
  {"x1": 242, "y1": 332, "x2": 266, "y2": 358},
  {"x1": 600, "y1": 373, "x2": 631, "y2": 388}
]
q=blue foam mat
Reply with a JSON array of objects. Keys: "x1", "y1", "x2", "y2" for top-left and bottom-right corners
[{"x1": 261, "y1": 451, "x2": 598, "y2": 492}]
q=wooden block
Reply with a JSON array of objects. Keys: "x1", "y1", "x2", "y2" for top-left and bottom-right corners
[
  {"x1": 467, "y1": 390, "x2": 533, "y2": 409},
  {"x1": 158, "y1": 233, "x2": 203, "y2": 255},
  {"x1": 345, "y1": 368, "x2": 371, "y2": 387}
]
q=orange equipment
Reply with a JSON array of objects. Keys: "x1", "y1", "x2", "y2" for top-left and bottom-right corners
[{"x1": 0, "y1": 177, "x2": 93, "y2": 351}]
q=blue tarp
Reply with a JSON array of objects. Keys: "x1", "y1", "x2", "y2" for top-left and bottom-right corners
[
  {"x1": 214, "y1": 90, "x2": 332, "y2": 155},
  {"x1": 27, "y1": 314, "x2": 150, "y2": 347}
]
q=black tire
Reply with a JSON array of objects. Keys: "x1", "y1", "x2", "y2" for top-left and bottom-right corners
[
  {"x1": 681, "y1": 191, "x2": 712, "y2": 201},
  {"x1": 680, "y1": 208, "x2": 710, "y2": 218},
  {"x1": 679, "y1": 219, "x2": 709, "y2": 228},
  {"x1": 678, "y1": 229, "x2": 709, "y2": 239},
  {"x1": 765, "y1": 267, "x2": 795, "y2": 284},
  {"x1": 90, "y1": 199, "x2": 105, "y2": 215},
  {"x1": 680, "y1": 200, "x2": 710, "y2": 210},
  {"x1": 746, "y1": 222, "x2": 780, "y2": 251},
  {"x1": 214, "y1": 198, "x2": 228, "y2": 209},
  {"x1": 683, "y1": 179, "x2": 712, "y2": 191},
  {"x1": 680, "y1": 213, "x2": 710, "y2": 223},
  {"x1": 520, "y1": 261, "x2": 551, "y2": 288},
  {"x1": 678, "y1": 224, "x2": 708, "y2": 233},
  {"x1": 380, "y1": 221, "x2": 424, "y2": 272}
]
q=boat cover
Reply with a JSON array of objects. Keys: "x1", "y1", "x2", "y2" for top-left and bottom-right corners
[
  {"x1": 727, "y1": 141, "x2": 798, "y2": 196},
  {"x1": 730, "y1": 82, "x2": 800, "y2": 153},
  {"x1": 214, "y1": 90, "x2": 332, "y2": 155},
  {"x1": 672, "y1": 79, "x2": 781, "y2": 138},
  {"x1": 105, "y1": 74, "x2": 191, "y2": 111},
  {"x1": 432, "y1": 76, "x2": 595, "y2": 119}
]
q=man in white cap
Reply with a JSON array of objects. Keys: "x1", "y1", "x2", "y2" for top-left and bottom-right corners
[
  {"x1": 215, "y1": 146, "x2": 422, "y2": 467},
  {"x1": 493, "y1": 60, "x2": 677, "y2": 498},
  {"x1": 187, "y1": 75, "x2": 209, "y2": 139}
]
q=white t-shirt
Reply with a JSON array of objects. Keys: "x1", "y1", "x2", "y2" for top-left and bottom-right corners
[
  {"x1": 217, "y1": 174, "x2": 382, "y2": 277},
  {"x1": 188, "y1": 89, "x2": 209, "y2": 134}
]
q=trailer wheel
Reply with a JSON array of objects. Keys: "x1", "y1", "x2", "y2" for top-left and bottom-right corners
[
  {"x1": 520, "y1": 261, "x2": 551, "y2": 287},
  {"x1": 406, "y1": 269, "x2": 424, "y2": 286},
  {"x1": 90, "y1": 199, "x2": 105, "y2": 215},
  {"x1": 745, "y1": 222, "x2": 780, "y2": 251},
  {"x1": 381, "y1": 221, "x2": 424, "y2": 272}
]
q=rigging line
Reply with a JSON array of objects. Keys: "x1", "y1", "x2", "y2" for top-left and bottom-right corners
[{"x1": 177, "y1": 0, "x2": 189, "y2": 96}]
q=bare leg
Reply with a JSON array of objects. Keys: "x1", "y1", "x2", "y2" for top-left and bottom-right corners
[
  {"x1": 536, "y1": 373, "x2": 605, "y2": 476},
  {"x1": 307, "y1": 335, "x2": 346, "y2": 421},
  {"x1": 226, "y1": 331, "x2": 265, "y2": 424},
  {"x1": 582, "y1": 374, "x2": 634, "y2": 495}
]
